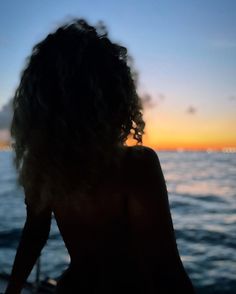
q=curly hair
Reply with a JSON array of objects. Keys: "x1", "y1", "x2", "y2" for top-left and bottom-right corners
[{"x1": 11, "y1": 19, "x2": 145, "y2": 199}]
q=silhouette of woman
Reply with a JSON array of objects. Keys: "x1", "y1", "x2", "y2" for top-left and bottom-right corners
[{"x1": 6, "y1": 19, "x2": 194, "y2": 293}]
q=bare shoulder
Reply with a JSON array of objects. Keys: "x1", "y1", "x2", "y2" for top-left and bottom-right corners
[
  {"x1": 125, "y1": 145, "x2": 163, "y2": 180},
  {"x1": 127, "y1": 145, "x2": 158, "y2": 159}
]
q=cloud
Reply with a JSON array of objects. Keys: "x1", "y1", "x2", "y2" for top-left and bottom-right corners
[
  {"x1": 186, "y1": 106, "x2": 197, "y2": 114},
  {"x1": 141, "y1": 93, "x2": 153, "y2": 107},
  {"x1": 0, "y1": 129, "x2": 10, "y2": 141},
  {"x1": 141, "y1": 92, "x2": 166, "y2": 108},
  {"x1": 0, "y1": 99, "x2": 13, "y2": 129}
]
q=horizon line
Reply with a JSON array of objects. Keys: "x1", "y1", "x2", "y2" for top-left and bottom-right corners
[{"x1": 0, "y1": 142, "x2": 236, "y2": 153}]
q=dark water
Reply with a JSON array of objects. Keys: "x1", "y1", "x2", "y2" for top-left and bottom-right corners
[{"x1": 0, "y1": 151, "x2": 236, "y2": 293}]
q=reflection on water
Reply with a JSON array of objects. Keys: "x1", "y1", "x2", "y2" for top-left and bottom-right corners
[{"x1": 0, "y1": 151, "x2": 236, "y2": 293}]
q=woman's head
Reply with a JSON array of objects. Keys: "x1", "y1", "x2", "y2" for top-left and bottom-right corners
[{"x1": 11, "y1": 19, "x2": 145, "y2": 192}]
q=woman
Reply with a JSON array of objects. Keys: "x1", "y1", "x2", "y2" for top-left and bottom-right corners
[{"x1": 6, "y1": 19, "x2": 194, "y2": 293}]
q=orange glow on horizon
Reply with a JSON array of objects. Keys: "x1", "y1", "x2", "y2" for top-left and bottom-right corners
[
  {"x1": 136, "y1": 107, "x2": 236, "y2": 151},
  {"x1": 126, "y1": 135, "x2": 236, "y2": 151}
]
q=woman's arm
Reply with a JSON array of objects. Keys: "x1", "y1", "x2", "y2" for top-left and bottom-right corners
[
  {"x1": 127, "y1": 146, "x2": 195, "y2": 293},
  {"x1": 5, "y1": 194, "x2": 51, "y2": 294}
]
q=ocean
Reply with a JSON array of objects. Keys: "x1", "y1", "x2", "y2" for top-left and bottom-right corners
[{"x1": 0, "y1": 150, "x2": 235, "y2": 293}]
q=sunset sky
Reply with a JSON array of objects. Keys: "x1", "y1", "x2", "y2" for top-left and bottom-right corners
[{"x1": 0, "y1": 0, "x2": 236, "y2": 150}]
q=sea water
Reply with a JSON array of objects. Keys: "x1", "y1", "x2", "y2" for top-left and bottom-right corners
[{"x1": 0, "y1": 150, "x2": 235, "y2": 293}]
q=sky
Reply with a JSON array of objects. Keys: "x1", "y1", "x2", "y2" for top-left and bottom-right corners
[{"x1": 0, "y1": 0, "x2": 236, "y2": 149}]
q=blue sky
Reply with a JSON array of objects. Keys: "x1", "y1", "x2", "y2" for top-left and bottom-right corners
[{"x1": 0, "y1": 0, "x2": 236, "y2": 147}]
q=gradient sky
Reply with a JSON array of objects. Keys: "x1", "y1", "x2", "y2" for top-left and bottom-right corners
[{"x1": 0, "y1": 0, "x2": 236, "y2": 149}]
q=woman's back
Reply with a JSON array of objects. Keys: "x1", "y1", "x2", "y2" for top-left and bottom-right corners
[{"x1": 54, "y1": 146, "x2": 139, "y2": 292}]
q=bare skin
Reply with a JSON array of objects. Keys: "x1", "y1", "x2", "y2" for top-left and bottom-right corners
[{"x1": 5, "y1": 146, "x2": 195, "y2": 293}]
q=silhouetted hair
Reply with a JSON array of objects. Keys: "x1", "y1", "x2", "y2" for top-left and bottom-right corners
[{"x1": 11, "y1": 19, "x2": 145, "y2": 199}]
